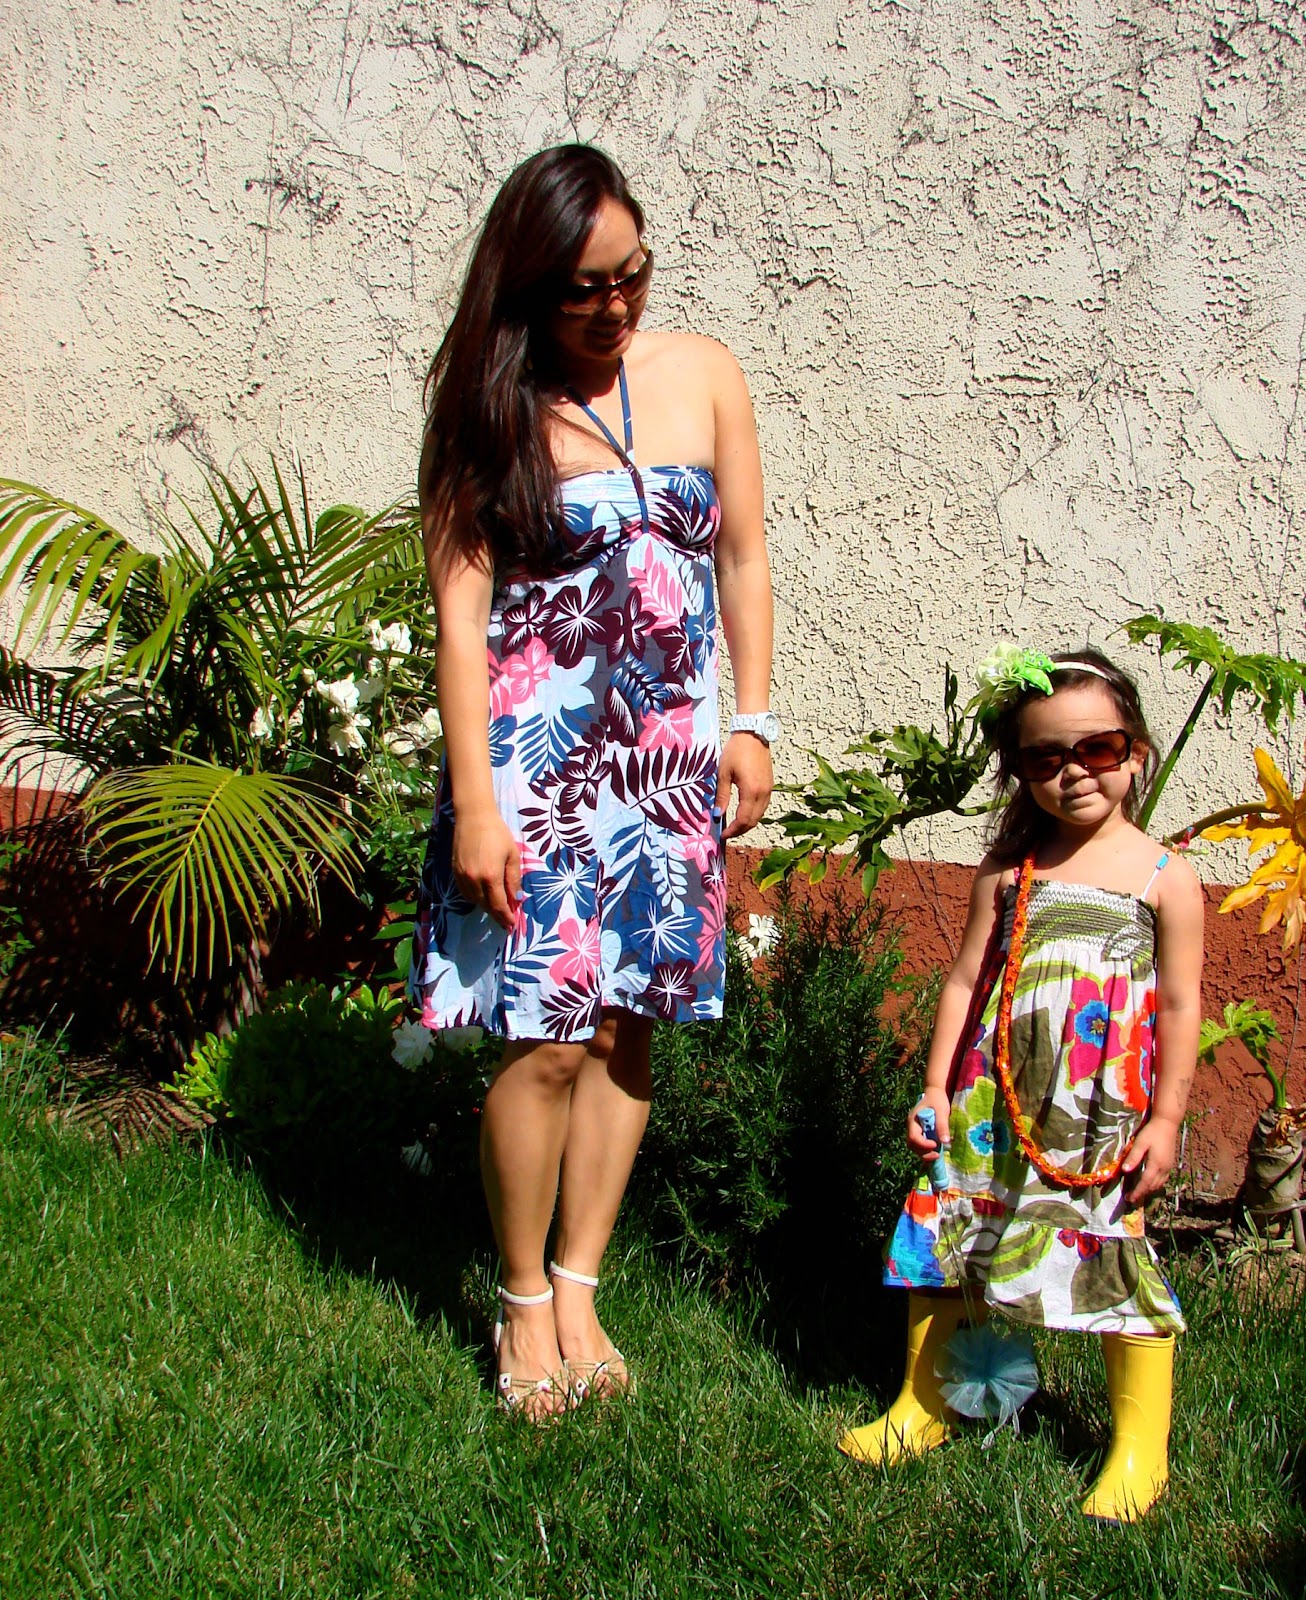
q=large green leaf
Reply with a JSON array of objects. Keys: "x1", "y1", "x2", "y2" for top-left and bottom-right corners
[
  {"x1": 81, "y1": 761, "x2": 361, "y2": 979},
  {"x1": 0, "y1": 645, "x2": 150, "y2": 776},
  {"x1": 0, "y1": 480, "x2": 161, "y2": 656}
]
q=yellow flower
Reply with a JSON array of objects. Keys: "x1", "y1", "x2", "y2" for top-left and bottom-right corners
[{"x1": 1202, "y1": 748, "x2": 1306, "y2": 950}]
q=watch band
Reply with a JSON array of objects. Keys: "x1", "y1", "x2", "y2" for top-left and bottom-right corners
[{"x1": 729, "y1": 711, "x2": 782, "y2": 745}]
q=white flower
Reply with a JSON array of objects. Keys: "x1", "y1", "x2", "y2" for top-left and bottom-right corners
[
  {"x1": 392, "y1": 1018, "x2": 435, "y2": 1069},
  {"x1": 355, "y1": 673, "x2": 385, "y2": 706},
  {"x1": 369, "y1": 620, "x2": 412, "y2": 656},
  {"x1": 248, "y1": 705, "x2": 275, "y2": 743},
  {"x1": 301, "y1": 666, "x2": 317, "y2": 685},
  {"x1": 326, "y1": 711, "x2": 370, "y2": 756},
  {"x1": 386, "y1": 707, "x2": 443, "y2": 761},
  {"x1": 409, "y1": 707, "x2": 443, "y2": 748},
  {"x1": 287, "y1": 702, "x2": 304, "y2": 731},
  {"x1": 438, "y1": 1025, "x2": 483, "y2": 1053},
  {"x1": 737, "y1": 912, "x2": 779, "y2": 963},
  {"x1": 316, "y1": 675, "x2": 360, "y2": 717},
  {"x1": 401, "y1": 1140, "x2": 434, "y2": 1177}
]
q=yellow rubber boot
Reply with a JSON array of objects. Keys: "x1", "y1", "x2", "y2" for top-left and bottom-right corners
[
  {"x1": 1081, "y1": 1332, "x2": 1174, "y2": 1522},
  {"x1": 838, "y1": 1292, "x2": 974, "y2": 1466}
]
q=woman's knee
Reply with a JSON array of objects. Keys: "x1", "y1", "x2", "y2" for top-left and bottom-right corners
[{"x1": 500, "y1": 1038, "x2": 588, "y2": 1092}]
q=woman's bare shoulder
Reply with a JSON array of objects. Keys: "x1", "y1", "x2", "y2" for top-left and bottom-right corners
[{"x1": 633, "y1": 330, "x2": 742, "y2": 384}]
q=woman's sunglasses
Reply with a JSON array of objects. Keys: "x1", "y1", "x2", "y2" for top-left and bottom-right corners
[
  {"x1": 557, "y1": 250, "x2": 653, "y2": 316},
  {"x1": 1017, "y1": 728, "x2": 1134, "y2": 782}
]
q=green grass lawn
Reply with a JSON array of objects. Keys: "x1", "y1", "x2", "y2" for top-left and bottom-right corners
[{"x1": 2, "y1": 1043, "x2": 1303, "y2": 1600}]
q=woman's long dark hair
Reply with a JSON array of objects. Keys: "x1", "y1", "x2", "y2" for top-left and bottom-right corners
[
  {"x1": 421, "y1": 144, "x2": 644, "y2": 577},
  {"x1": 986, "y1": 649, "x2": 1158, "y2": 865}
]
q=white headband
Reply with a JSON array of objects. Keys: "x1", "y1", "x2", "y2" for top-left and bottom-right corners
[{"x1": 1052, "y1": 660, "x2": 1116, "y2": 685}]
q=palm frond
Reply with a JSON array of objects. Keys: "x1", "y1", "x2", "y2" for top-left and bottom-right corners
[
  {"x1": 82, "y1": 761, "x2": 361, "y2": 979},
  {"x1": 303, "y1": 500, "x2": 426, "y2": 623},
  {"x1": 0, "y1": 645, "x2": 143, "y2": 775},
  {"x1": 0, "y1": 480, "x2": 162, "y2": 656}
]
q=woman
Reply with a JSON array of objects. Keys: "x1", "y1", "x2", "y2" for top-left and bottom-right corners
[{"x1": 412, "y1": 144, "x2": 775, "y2": 1417}]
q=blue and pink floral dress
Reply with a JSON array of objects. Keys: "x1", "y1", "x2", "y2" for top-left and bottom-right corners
[
  {"x1": 410, "y1": 376, "x2": 726, "y2": 1042},
  {"x1": 884, "y1": 877, "x2": 1185, "y2": 1336}
]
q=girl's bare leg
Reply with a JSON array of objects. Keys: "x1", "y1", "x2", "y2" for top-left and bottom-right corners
[
  {"x1": 480, "y1": 1036, "x2": 587, "y2": 1411},
  {"x1": 551, "y1": 1011, "x2": 654, "y2": 1379}
]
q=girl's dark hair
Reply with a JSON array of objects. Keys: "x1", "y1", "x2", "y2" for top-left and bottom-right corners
[
  {"x1": 986, "y1": 649, "x2": 1158, "y2": 865},
  {"x1": 421, "y1": 144, "x2": 645, "y2": 578}
]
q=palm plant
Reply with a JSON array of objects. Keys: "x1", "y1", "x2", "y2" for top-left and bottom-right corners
[{"x1": 0, "y1": 462, "x2": 432, "y2": 989}]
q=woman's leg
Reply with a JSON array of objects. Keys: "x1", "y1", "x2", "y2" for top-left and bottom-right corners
[
  {"x1": 480, "y1": 1036, "x2": 587, "y2": 1412},
  {"x1": 551, "y1": 1010, "x2": 654, "y2": 1378}
]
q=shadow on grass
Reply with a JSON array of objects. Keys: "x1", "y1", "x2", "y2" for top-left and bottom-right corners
[{"x1": 231, "y1": 1138, "x2": 499, "y2": 1352}]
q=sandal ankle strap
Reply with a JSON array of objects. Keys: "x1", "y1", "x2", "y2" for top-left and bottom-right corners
[
  {"x1": 498, "y1": 1284, "x2": 555, "y2": 1307},
  {"x1": 549, "y1": 1260, "x2": 600, "y2": 1289}
]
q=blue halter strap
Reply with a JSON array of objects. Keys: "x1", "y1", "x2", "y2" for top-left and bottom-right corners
[{"x1": 566, "y1": 360, "x2": 650, "y2": 536}]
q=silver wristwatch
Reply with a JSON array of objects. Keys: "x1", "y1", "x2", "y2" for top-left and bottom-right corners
[{"x1": 729, "y1": 711, "x2": 782, "y2": 745}]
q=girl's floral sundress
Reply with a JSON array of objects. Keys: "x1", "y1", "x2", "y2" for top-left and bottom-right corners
[
  {"x1": 411, "y1": 372, "x2": 725, "y2": 1042},
  {"x1": 884, "y1": 878, "x2": 1185, "y2": 1336}
]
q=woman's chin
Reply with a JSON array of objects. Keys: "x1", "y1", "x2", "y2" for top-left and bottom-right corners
[{"x1": 588, "y1": 324, "x2": 634, "y2": 356}]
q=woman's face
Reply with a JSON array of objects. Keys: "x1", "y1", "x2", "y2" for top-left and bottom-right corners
[{"x1": 546, "y1": 197, "x2": 649, "y2": 371}]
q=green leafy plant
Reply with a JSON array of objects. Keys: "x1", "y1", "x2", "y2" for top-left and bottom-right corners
[
  {"x1": 174, "y1": 982, "x2": 409, "y2": 1171},
  {"x1": 638, "y1": 893, "x2": 932, "y2": 1285},
  {"x1": 172, "y1": 981, "x2": 494, "y2": 1187},
  {"x1": 0, "y1": 838, "x2": 33, "y2": 978},
  {"x1": 761, "y1": 617, "x2": 1306, "y2": 898},
  {"x1": 1120, "y1": 616, "x2": 1306, "y2": 829},
  {"x1": 1199, "y1": 999, "x2": 1285, "y2": 1110},
  {"x1": 0, "y1": 463, "x2": 436, "y2": 984},
  {"x1": 758, "y1": 669, "x2": 991, "y2": 893}
]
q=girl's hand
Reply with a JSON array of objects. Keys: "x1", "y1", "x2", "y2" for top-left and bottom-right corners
[
  {"x1": 907, "y1": 1087, "x2": 952, "y2": 1158},
  {"x1": 452, "y1": 807, "x2": 522, "y2": 931},
  {"x1": 1121, "y1": 1116, "x2": 1179, "y2": 1205},
  {"x1": 716, "y1": 732, "x2": 773, "y2": 840}
]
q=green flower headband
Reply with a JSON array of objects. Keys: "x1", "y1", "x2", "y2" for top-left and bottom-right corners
[{"x1": 968, "y1": 645, "x2": 1115, "y2": 722}]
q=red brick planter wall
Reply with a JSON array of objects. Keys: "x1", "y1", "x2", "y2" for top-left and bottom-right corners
[
  {"x1": 725, "y1": 847, "x2": 1303, "y2": 1198},
  {"x1": 3, "y1": 789, "x2": 1297, "y2": 1194}
]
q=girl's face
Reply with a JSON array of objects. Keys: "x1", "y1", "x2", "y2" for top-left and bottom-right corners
[
  {"x1": 547, "y1": 197, "x2": 649, "y2": 371},
  {"x1": 1016, "y1": 682, "x2": 1147, "y2": 833}
]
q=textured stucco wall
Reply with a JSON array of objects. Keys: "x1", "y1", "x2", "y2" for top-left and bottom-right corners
[{"x1": 3, "y1": 0, "x2": 1305, "y2": 859}]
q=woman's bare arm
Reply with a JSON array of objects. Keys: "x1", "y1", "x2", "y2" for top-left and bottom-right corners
[
  {"x1": 421, "y1": 459, "x2": 521, "y2": 930},
  {"x1": 707, "y1": 342, "x2": 774, "y2": 839}
]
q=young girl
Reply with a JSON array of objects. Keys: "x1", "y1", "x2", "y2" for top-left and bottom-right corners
[{"x1": 839, "y1": 648, "x2": 1203, "y2": 1523}]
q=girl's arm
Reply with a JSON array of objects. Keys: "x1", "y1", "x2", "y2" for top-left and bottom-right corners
[
  {"x1": 707, "y1": 343, "x2": 774, "y2": 840},
  {"x1": 910, "y1": 857, "x2": 1008, "y2": 1156},
  {"x1": 421, "y1": 462, "x2": 521, "y2": 931},
  {"x1": 1121, "y1": 854, "x2": 1204, "y2": 1203}
]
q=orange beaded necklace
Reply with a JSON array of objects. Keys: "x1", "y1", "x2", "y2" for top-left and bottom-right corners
[{"x1": 993, "y1": 858, "x2": 1137, "y2": 1191}]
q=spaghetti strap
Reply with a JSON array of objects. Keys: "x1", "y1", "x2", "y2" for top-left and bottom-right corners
[
  {"x1": 1141, "y1": 852, "x2": 1169, "y2": 901},
  {"x1": 565, "y1": 360, "x2": 650, "y2": 536}
]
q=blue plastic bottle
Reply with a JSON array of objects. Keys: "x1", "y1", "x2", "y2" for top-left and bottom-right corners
[{"x1": 914, "y1": 1106, "x2": 950, "y2": 1192}]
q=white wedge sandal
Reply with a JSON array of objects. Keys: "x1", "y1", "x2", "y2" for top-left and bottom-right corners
[
  {"x1": 549, "y1": 1261, "x2": 634, "y2": 1401},
  {"x1": 492, "y1": 1285, "x2": 571, "y2": 1419}
]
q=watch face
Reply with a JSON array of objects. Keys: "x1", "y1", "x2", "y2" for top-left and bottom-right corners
[{"x1": 760, "y1": 712, "x2": 781, "y2": 743}]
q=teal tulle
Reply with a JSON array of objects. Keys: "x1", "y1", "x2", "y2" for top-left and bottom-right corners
[{"x1": 937, "y1": 1322, "x2": 1039, "y2": 1424}]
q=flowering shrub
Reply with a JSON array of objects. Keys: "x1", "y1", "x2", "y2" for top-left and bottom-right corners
[
  {"x1": 173, "y1": 981, "x2": 491, "y2": 1186},
  {"x1": 637, "y1": 893, "x2": 931, "y2": 1287},
  {"x1": 0, "y1": 463, "x2": 441, "y2": 988}
]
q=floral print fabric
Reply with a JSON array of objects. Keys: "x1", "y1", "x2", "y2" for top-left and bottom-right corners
[
  {"x1": 884, "y1": 880, "x2": 1185, "y2": 1335},
  {"x1": 410, "y1": 466, "x2": 726, "y2": 1041}
]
